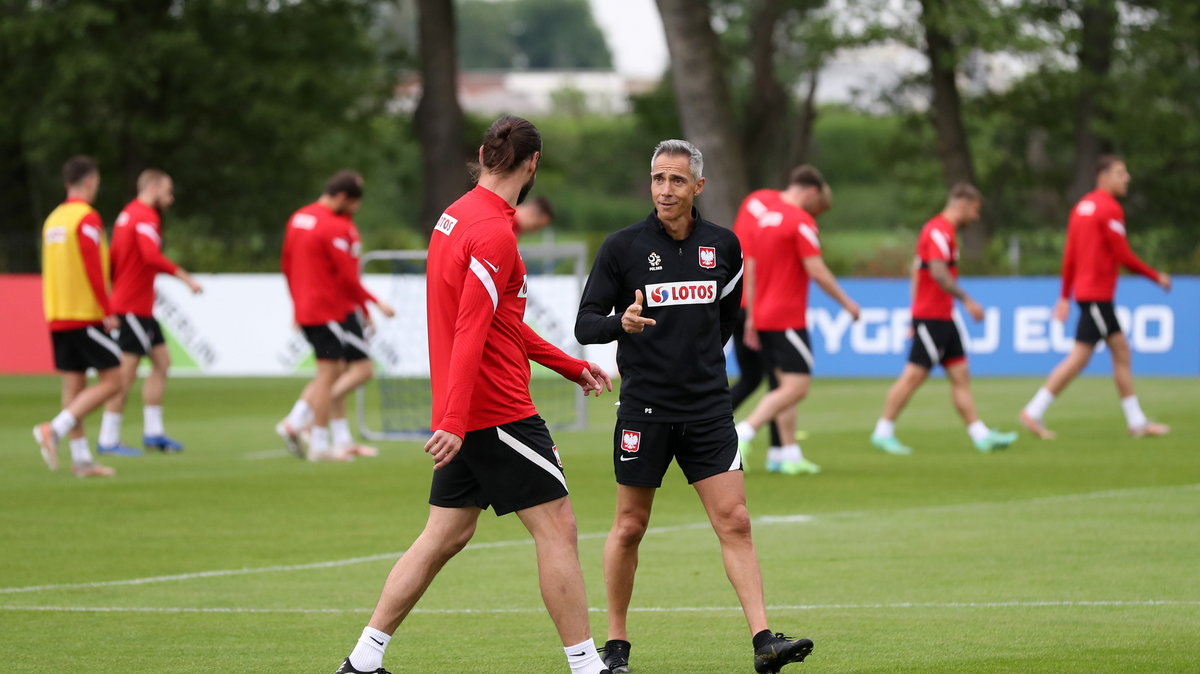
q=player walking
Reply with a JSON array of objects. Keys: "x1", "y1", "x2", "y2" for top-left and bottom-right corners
[
  {"x1": 97, "y1": 169, "x2": 203, "y2": 456},
  {"x1": 333, "y1": 116, "x2": 613, "y2": 674},
  {"x1": 870, "y1": 183, "x2": 1017, "y2": 454},
  {"x1": 576, "y1": 140, "x2": 814, "y2": 674},
  {"x1": 733, "y1": 166, "x2": 860, "y2": 474},
  {"x1": 1019, "y1": 155, "x2": 1171, "y2": 438},
  {"x1": 32, "y1": 156, "x2": 119, "y2": 478}
]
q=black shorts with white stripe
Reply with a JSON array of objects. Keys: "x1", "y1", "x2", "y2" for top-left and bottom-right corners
[
  {"x1": 907, "y1": 318, "x2": 966, "y2": 370},
  {"x1": 51, "y1": 325, "x2": 122, "y2": 372},
  {"x1": 115, "y1": 313, "x2": 165, "y2": 356},
  {"x1": 338, "y1": 312, "x2": 371, "y2": 362},
  {"x1": 1075, "y1": 301, "x2": 1121, "y2": 345},
  {"x1": 759, "y1": 328, "x2": 814, "y2": 375},
  {"x1": 300, "y1": 321, "x2": 348, "y2": 360},
  {"x1": 613, "y1": 415, "x2": 740, "y2": 488},
  {"x1": 429, "y1": 414, "x2": 568, "y2": 516}
]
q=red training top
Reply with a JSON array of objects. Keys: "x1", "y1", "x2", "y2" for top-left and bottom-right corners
[
  {"x1": 733, "y1": 189, "x2": 776, "y2": 311},
  {"x1": 1059, "y1": 189, "x2": 1158, "y2": 302},
  {"x1": 281, "y1": 202, "x2": 377, "y2": 326},
  {"x1": 109, "y1": 199, "x2": 179, "y2": 317},
  {"x1": 335, "y1": 218, "x2": 370, "y2": 316},
  {"x1": 426, "y1": 185, "x2": 587, "y2": 438},
  {"x1": 912, "y1": 214, "x2": 959, "y2": 321},
  {"x1": 747, "y1": 193, "x2": 822, "y2": 331}
]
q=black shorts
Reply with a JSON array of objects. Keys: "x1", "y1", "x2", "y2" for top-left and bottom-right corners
[
  {"x1": 759, "y1": 329, "x2": 814, "y2": 375},
  {"x1": 614, "y1": 415, "x2": 740, "y2": 488},
  {"x1": 908, "y1": 319, "x2": 966, "y2": 370},
  {"x1": 339, "y1": 312, "x2": 371, "y2": 362},
  {"x1": 1075, "y1": 301, "x2": 1121, "y2": 345},
  {"x1": 429, "y1": 415, "x2": 568, "y2": 516},
  {"x1": 300, "y1": 321, "x2": 348, "y2": 361},
  {"x1": 115, "y1": 313, "x2": 165, "y2": 356},
  {"x1": 51, "y1": 326, "x2": 122, "y2": 373}
]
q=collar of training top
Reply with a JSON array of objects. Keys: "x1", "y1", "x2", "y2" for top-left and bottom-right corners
[{"x1": 648, "y1": 206, "x2": 703, "y2": 241}]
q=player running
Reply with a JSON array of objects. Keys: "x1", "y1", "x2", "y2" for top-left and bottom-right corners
[
  {"x1": 870, "y1": 183, "x2": 1017, "y2": 455},
  {"x1": 333, "y1": 116, "x2": 613, "y2": 674},
  {"x1": 576, "y1": 140, "x2": 815, "y2": 674},
  {"x1": 97, "y1": 169, "x2": 203, "y2": 456},
  {"x1": 733, "y1": 165, "x2": 860, "y2": 475},
  {"x1": 277, "y1": 171, "x2": 393, "y2": 461},
  {"x1": 32, "y1": 156, "x2": 119, "y2": 478},
  {"x1": 1019, "y1": 155, "x2": 1171, "y2": 439}
]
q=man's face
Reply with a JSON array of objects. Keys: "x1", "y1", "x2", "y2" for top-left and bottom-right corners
[
  {"x1": 961, "y1": 197, "x2": 982, "y2": 225},
  {"x1": 1102, "y1": 162, "x2": 1131, "y2": 197},
  {"x1": 517, "y1": 153, "x2": 540, "y2": 206},
  {"x1": 154, "y1": 178, "x2": 175, "y2": 211},
  {"x1": 650, "y1": 152, "x2": 704, "y2": 223},
  {"x1": 799, "y1": 185, "x2": 828, "y2": 217}
]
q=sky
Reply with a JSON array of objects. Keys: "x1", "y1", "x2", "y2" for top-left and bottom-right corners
[{"x1": 586, "y1": 0, "x2": 669, "y2": 78}]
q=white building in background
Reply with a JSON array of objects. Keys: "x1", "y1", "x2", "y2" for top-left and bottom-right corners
[{"x1": 392, "y1": 70, "x2": 657, "y2": 116}]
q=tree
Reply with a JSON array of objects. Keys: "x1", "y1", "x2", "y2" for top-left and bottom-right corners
[
  {"x1": 457, "y1": 0, "x2": 612, "y2": 70},
  {"x1": 1068, "y1": 0, "x2": 1118, "y2": 201},
  {"x1": 414, "y1": 0, "x2": 470, "y2": 231}
]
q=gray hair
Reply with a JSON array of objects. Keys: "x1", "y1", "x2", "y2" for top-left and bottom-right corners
[{"x1": 650, "y1": 139, "x2": 703, "y2": 181}]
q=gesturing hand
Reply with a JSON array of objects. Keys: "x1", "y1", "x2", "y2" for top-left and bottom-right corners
[
  {"x1": 576, "y1": 361, "x2": 613, "y2": 397},
  {"x1": 424, "y1": 429, "x2": 463, "y2": 470},
  {"x1": 622, "y1": 289, "x2": 657, "y2": 334},
  {"x1": 1052, "y1": 297, "x2": 1070, "y2": 323}
]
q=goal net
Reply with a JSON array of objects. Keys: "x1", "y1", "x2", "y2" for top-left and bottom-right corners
[{"x1": 356, "y1": 243, "x2": 589, "y2": 441}]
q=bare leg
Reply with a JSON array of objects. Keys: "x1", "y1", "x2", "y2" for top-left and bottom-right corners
[
  {"x1": 744, "y1": 372, "x2": 809, "y2": 433},
  {"x1": 308, "y1": 359, "x2": 342, "y2": 429},
  {"x1": 693, "y1": 471, "x2": 769, "y2": 635},
  {"x1": 1045, "y1": 342, "x2": 1095, "y2": 396},
  {"x1": 1107, "y1": 333, "x2": 1135, "y2": 398},
  {"x1": 604, "y1": 484, "x2": 656, "y2": 642},
  {"x1": 516, "y1": 496, "x2": 594, "y2": 645},
  {"x1": 945, "y1": 361, "x2": 980, "y2": 426},
  {"x1": 367, "y1": 506, "x2": 481, "y2": 634},
  {"x1": 331, "y1": 359, "x2": 374, "y2": 420},
  {"x1": 103, "y1": 353, "x2": 141, "y2": 415},
  {"x1": 143, "y1": 344, "x2": 170, "y2": 406},
  {"x1": 64, "y1": 367, "x2": 121, "y2": 428},
  {"x1": 880, "y1": 364, "x2": 929, "y2": 422},
  {"x1": 61, "y1": 372, "x2": 88, "y2": 441}
]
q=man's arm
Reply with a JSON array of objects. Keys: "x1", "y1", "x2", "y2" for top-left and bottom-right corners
[
  {"x1": 520, "y1": 323, "x2": 611, "y2": 396},
  {"x1": 77, "y1": 215, "x2": 113, "y2": 324},
  {"x1": 717, "y1": 240, "x2": 744, "y2": 345},
  {"x1": 575, "y1": 236, "x2": 626, "y2": 344},
  {"x1": 135, "y1": 221, "x2": 202, "y2": 293},
  {"x1": 803, "y1": 255, "x2": 861, "y2": 320},
  {"x1": 909, "y1": 257, "x2": 919, "y2": 307},
  {"x1": 929, "y1": 259, "x2": 983, "y2": 321},
  {"x1": 1105, "y1": 218, "x2": 1169, "y2": 290}
]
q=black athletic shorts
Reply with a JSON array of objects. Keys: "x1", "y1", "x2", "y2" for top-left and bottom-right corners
[
  {"x1": 300, "y1": 321, "x2": 348, "y2": 361},
  {"x1": 908, "y1": 319, "x2": 966, "y2": 370},
  {"x1": 339, "y1": 312, "x2": 371, "y2": 362},
  {"x1": 429, "y1": 415, "x2": 568, "y2": 516},
  {"x1": 51, "y1": 326, "x2": 122, "y2": 373},
  {"x1": 759, "y1": 329, "x2": 814, "y2": 375},
  {"x1": 1075, "y1": 301, "x2": 1121, "y2": 345},
  {"x1": 115, "y1": 313, "x2": 165, "y2": 356},
  {"x1": 613, "y1": 415, "x2": 740, "y2": 488}
]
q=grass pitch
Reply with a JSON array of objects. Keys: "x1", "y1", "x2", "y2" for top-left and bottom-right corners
[{"x1": 1, "y1": 375, "x2": 1197, "y2": 673}]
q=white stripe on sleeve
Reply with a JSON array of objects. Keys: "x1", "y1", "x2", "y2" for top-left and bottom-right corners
[
  {"x1": 135, "y1": 223, "x2": 161, "y2": 246},
  {"x1": 720, "y1": 263, "x2": 744, "y2": 299},
  {"x1": 468, "y1": 256, "x2": 499, "y2": 312},
  {"x1": 930, "y1": 229, "x2": 951, "y2": 259}
]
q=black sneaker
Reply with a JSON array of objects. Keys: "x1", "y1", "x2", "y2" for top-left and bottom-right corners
[
  {"x1": 753, "y1": 633, "x2": 814, "y2": 673},
  {"x1": 334, "y1": 657, "x2": 391, "y2": 674},
  {"x1": 602, "y1": 639, "x2": 631, "y2": 673}
]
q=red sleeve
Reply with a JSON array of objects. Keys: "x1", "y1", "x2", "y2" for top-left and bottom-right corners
[
  {"x1": 1103, "y1": 217, "x2": 1158, "y2": 281},
  {"x1": 328, "y1": 227, "x2": 378, "y2": 307},
  {"x1": 77, "y1": 213, "x2": 111, "y2": 314},
  {"x1": 1059, "y1": 225, "x2": 1076, "y2": 300},
  {"x1": 521, "y1": 323, "x2": 587, "y2": 380},
  {"x1": 435, "y1": 227, "x2": 517, "y2": 438},
  {"x1": 796, "y1": 220, "x2": 821, "y2": 259},
  {"x1": 134, "y1": 220, "x2": 180, "y2": 275}
]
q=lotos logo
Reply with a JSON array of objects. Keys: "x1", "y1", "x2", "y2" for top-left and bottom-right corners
[
  {"x1": 645, "y1": 281, "x2": 718, "y2": 307},
  {"x1": 699, "y1": 246, "x2": 716, "y2": 268},
  {"x1": 621, "y1": 430, "x2": 641, "y2": 453}
]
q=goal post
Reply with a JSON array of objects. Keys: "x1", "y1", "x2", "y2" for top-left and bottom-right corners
[{"x1": 356, "y1": 243, "x2": 590, "y2": 441}]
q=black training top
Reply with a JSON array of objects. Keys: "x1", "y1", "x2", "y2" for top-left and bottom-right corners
[{"x1": 575, "y1": 208, "x2": 743, "y2": 422}]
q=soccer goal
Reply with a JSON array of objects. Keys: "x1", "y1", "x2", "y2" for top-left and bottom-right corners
[{"x1": 356, "y1": 243, "x2": 590, "y2": 441}]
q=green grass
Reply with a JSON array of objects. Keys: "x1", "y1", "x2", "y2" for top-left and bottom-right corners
[{"x1": 1, "y1": 375, "x2": 1198, "y2": 672}]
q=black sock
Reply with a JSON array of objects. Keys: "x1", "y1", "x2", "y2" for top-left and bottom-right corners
[{"x1": 753, "y1": 629, "x2": 775, "y2": 650}]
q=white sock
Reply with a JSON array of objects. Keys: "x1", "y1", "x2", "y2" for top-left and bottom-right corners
[
  {"x1": 99, "y1": 412, "x2": 122, "y2": 447},
  {"x1": 51, "y1": 410, "x2": 77, "y2": 438},
  {"x1": 331, "y1": 418, "x2": 354, "y2": 449},
  {"x1": 1023, "y1": 387, "x2": 1055, "y2": 421},
  {"x1": 735, "y1": 421, "x2": 756, "y2": 443},
  {"x1": 967, "y1": 420, "x2": 990, "y2": 444},
  {"x1": 144, "y1": 405, "x2": 165, "y2": 436},
  {"x1": 767, "y1": 446, "x2": 784, "y2": 464},
  {"x1": 286, "y1": 400, "x2": 313, "y2": 429},
  {"x1": 564, "y1": 637, "x2": 606, "y2": 674},
  {"x1": 1121, "y1": 395, "x2": 1148, "y2": 429},
  {"x1": 347, "y1": 626, "x2": 390, "y2": 672},
  {"x1": 782, "y1": 443, "x2": 803, "y2": 462},
  {"x1": 873, "y1": 418, "x2": 895, "y2": 439},
  {"x1": 69, "y1": 436, "x2": 93, "y2": 464},
  {"x1": 309, "y1": 426, "x2": 331, "y2": 457}
]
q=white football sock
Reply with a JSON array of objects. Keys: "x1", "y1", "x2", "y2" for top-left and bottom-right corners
[
  {"x1": 873, "y1": 418, "x2": 895, "y2": 439},
  {"x1": 69, "y1": 436, "x2": 93, "y2": 464},
  {"x1": 564, "y1": 637, "x2": 606, "y2": 674},
  {"x1": 1023, "y1": 387, "x2": 1055, "y2": 421},
  {"x1": 767, "y1": 446, "x2": 784, "y2": 464},
  {"x1": 735, "y1": 421, "x2": 756, "y2": 443},
  {"x1": 99, "y1": 412, "x2": 122, "y2": 447},
  {"x1": 782, "y1": 443, "x2": 803, "y2": 462},
  {"x1": 286, "y1": 400, "x2": 313, "y2": 429},
  {"x1": 51, "y1": 410, "x2": 77, "y2": 438},
  {"x1": 309, "y1": 426, "x2": 331, "y2": 457},
  {"x1": 1121, "y1": 395, "x2": 1148, "y2": 429},
  {"x1": 331, "y1": 418, "x2": 354, "y2": 449},
  {"x1": 967, "y1": 420, "x2": 990, "y2": 444},
  {"x1": 347, "y1": 626, "x2": 390, "y2": 672},
  {"x1": 144, "y1": 405, "x2": 164, "y2": 436}
]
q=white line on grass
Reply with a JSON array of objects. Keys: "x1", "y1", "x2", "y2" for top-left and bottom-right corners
[
  {"x1": 1, "y1": 483, "x2": 1193, "y2": 596},
  {"x1": 2, "y1": 600, "x2": 1197, "y2": 615}
]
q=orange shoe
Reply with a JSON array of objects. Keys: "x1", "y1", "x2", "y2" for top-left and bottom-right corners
[
  {"x1": 1130, "y1": 422, "x2": 1170, "y2": 438},
  {"x1": 308, "y1": 447, "x2": 355, "y2": 462},
  {"x1": 33, "y1": 423, "x2": 59, "y2": 471},
  {"x1": 348, "y1": 444, "x2": 379, "y2": 458},
  {"x1": 1018, "y1": 411, "x2": 1056, "y2": 440},
  {"x1": 71, "y1": 462, "x2": 116, "y2": 478}
]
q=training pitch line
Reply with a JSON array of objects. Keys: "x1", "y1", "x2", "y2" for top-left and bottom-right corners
[{"x1": 1, "y1": 482, "x2": 1195, "y2": 598}]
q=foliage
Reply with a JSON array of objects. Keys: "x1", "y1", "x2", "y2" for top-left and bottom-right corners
[{"x1": 457, "y1": 0, "x2": 612, "y2": 70}]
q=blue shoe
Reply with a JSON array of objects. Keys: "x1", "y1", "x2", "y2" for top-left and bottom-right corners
[
  {"x1": 779, "y1": 458, "x2": 821, "y2": 475},
  {"x1": 144, "y1": 434, "x2": 184, "y2": 452},
  {"x1": 975, "y1": 429, "x2": 1017, "y2": 452},
  {"x1": 765, "y1": 457, "x2": 783, "y2": 473},
  {"x1": 871, "y1": 434, "x2": 913, "y2": 456},
  {"x1": 97, "y1": 442, "x2": 143, "y2": 457}
]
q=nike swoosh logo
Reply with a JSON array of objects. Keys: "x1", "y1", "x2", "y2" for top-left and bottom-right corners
[
  {"x1": 620, "y1": 455, "x2": 639, "y2": 462},
  {"x1": 369, "y1": 637, "x2": 384, "y2": 645},
  {"x1": 483, "y1": 258, "x2": 500, "y2": 273},
  {"x1": 569, "y1": 651, "x2": 586, "y2": 657}
]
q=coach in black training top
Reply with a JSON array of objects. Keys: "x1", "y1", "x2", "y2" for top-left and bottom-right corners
[{"x1": 574, "y1": 139, "x2": 815, "y2": 674}]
